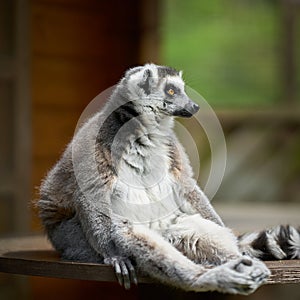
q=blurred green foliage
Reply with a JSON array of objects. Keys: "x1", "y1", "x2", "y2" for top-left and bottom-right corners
[{"x1": 161, "y1": 0, "x2": 281, "y2": 108}]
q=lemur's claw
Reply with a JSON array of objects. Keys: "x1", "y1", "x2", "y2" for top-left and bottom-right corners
[{"x1": 105, "y1": 257, "x2": 137, "y2": 289}]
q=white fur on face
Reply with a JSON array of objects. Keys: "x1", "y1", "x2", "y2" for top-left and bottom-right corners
[
  {"x1": 128, "y1": 64, "x2": 159, "y2": 84},
  {"x1": 165, "y1": 75, "x2": 185, "y2": 91},
  {"x1": 126, "y1": 64, "x2": 185, "y2": 103}
]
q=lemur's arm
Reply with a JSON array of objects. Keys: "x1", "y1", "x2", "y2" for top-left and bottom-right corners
[
  {"x1": 73, "y1": 190, "x2": 139, "y2": 289},
  {"x1": 169, "y1": 135, "x2": 224, "y2": 226},
  {"x1": 185, "y1": 185, "x2": 224, "y2": 226},
  {"x1": 69, "y1": 115, "x2": 142, "y2": 288}
]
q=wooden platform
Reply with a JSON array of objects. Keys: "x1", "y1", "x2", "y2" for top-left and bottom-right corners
[{"x1": 0, "y1": 235, "x2": 299, "y2": 285}]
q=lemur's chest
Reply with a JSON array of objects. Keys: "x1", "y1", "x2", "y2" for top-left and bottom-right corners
[{"x1": 111, "y1": 133, "x2": 186, "y2": 224}]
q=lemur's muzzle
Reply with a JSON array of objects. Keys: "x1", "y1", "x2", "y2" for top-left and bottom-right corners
[{"x1": 173, "y1": 98, "x2": 200, "y2": 118}]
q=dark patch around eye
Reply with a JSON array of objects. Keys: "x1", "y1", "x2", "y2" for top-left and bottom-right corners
[{"x1": 164, "y1": 84, "x2": 180, "y2": 96}]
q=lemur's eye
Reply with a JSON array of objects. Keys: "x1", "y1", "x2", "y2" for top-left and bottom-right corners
[
  {"x1": 167, "y1": 88, "x2": 175, "y2": 96},
  {"x1": 165, "y1": 84, "x2": 178, "y2": 96}
]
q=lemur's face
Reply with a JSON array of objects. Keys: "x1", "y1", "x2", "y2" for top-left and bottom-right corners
[{"x1": 125, "y1": 64, "x2": 199, "y2": 118}]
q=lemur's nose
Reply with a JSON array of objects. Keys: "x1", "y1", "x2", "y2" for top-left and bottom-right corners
[
  {"x1": 189, "y1": 102, "x2": 200, "y2": 115},
  {"x1": 190, "y1": 103, "x2": 200, "y2": 114}
]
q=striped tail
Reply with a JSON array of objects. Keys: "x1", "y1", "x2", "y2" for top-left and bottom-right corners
[{"x1": 238, "y1": 225, "x2": 300, "y2": 260}]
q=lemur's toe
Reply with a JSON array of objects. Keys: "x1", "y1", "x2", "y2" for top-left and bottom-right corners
[{"x1": 107, "y1": 257, "x2": 137, "y2": 289}]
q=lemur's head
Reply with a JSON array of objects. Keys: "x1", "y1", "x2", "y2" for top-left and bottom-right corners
[{"x1": 122, "y1": 63, "x2": 199, "y2": 118}]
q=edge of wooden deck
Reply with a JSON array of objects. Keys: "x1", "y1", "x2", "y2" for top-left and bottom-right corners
[{"x1": 0, "y1": 235, "x2": 299, "y2": 285}]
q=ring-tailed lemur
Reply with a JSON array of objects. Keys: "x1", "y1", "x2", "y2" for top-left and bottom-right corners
[{"x1": 37, "y1": 64, "x2": 300, "y2": 295}]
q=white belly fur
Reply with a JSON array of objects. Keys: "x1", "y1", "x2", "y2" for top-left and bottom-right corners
[{"x1": 111, "y1": 150, "x2": 195, "y2": 226}]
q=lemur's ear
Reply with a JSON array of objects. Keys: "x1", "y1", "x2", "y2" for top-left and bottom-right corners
[
  {"x1": 138, "y1": 69, "x2": 152, "y2": 95},
  {"x1": 179, "y1": 70, "x2": 183, "y2": 78},
  {"x1": 125, "y1": 66, "x2": 143, "y2": 78}
]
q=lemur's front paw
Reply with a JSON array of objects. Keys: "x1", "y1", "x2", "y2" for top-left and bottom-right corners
[
  {"x1": 104, "y1": 256, "x2": 137, "y2": 289},
  {"x1": 197, "y1": 257, "x2": 270, "y2": 295}
]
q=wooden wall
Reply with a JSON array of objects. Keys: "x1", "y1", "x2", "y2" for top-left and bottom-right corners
[
  {"x1": 30, "y1": 0, "x2": 160, "y2": 298},
  {"x1": 31, "y1": 0, "x2": 144, "y2": 230}
]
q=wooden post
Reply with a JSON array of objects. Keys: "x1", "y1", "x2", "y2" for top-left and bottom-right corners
[{"x1": 281, "y1": 0, "x2": 298, "y2": 104}]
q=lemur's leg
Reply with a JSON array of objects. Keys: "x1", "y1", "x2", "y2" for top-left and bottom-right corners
[
  {"x1": 46, "y1": 215, "x2": 138, "y2": 289},
  {"x1": 161, "y1": 214, "x2": 241, "y2": 265},
  {"x1": 113, "y1": 220, "x2": 270, "y2": 294},
  {"x1": 46, "y1": 215, "x2": 104, "y2": 263}
]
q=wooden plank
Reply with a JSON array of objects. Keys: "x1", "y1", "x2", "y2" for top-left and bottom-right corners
[
  {"x1": 32, "y1": 2, "x2": 140, "y2": 60},
  {"x1": 0, "y1": 251, "x2": 118, "y2": 283},
  {"x1": 0, "y1": 58, "x2": 15, "y2": 79},
  {"x1": 0, "y1": 236, "x2": 299, "y2": 285},
  {"x1": 32, "y1": 57, "x2": 110, "y2": 110},
  {"x1": 0, "y1": 236, "x2": 150, "y2": 283},
  {"x1": 215, "y1": 109, "x2": 300, "y2": 125},
  {"x1": 0, "y1": 80, "x2": 14, "y2": 178},
  {"x1": 266, "y1": 260, "x2": 300, "y2": 285},
  {"x1": 14, "y1": 0, "x2": 31, "y2": 235},
  {"x1": 216, "y1": 203, "x2": 300, "y2": 233},
  {"x1": 33, "y1": 108, "x2": 79, "y2": 158},
  {"x1": 32, "y1": 0, "x2": 105, "y2": 8},
  {"x1": 32, "y1": 4, "x2": 108, "y2": 59}
]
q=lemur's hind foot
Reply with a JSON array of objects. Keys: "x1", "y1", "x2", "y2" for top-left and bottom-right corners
[{"x1": 194, "y1": 257, "x2": 270, "y2": 295}]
